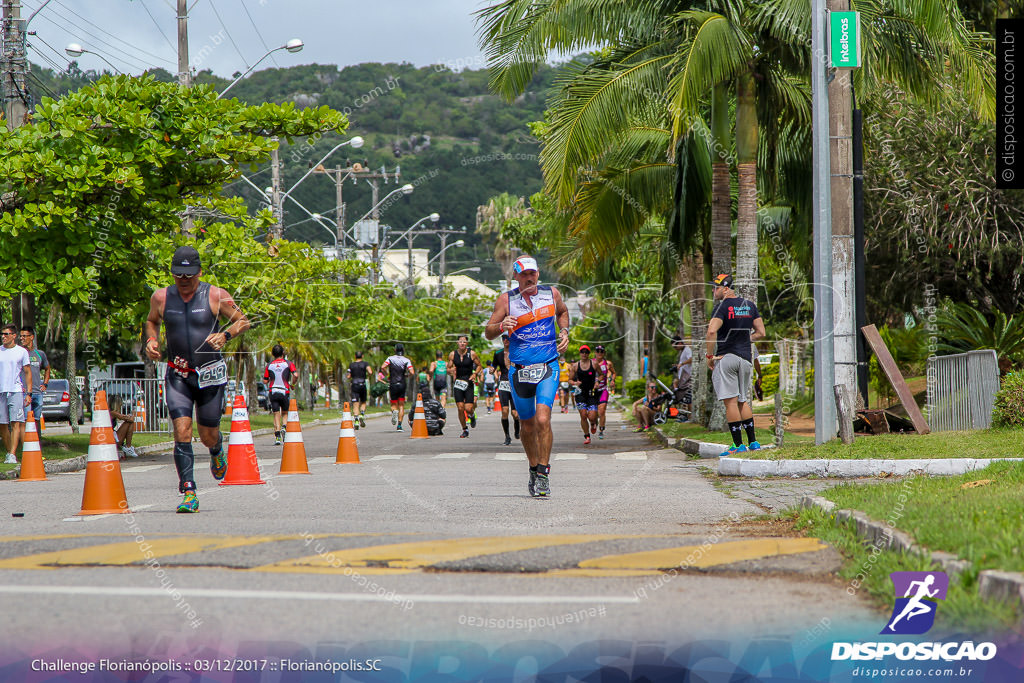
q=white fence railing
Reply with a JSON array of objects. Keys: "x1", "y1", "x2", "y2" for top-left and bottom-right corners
[
  {"x1": 925, "y1": 350, "x2": 999, "y2": 432},
  {"x1": 91, "y1": 377, "x2": 171, "y2": 434}
]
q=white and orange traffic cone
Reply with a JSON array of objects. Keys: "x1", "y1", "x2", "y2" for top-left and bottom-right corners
[
  {"x1": 219, "y1": 393, "x2": 265, "y2": 485},
  {"x1": 79, "y1": 391, "x2": 129, "y2": 514},
  {"x1": 19, "y1": 410, "x2": 46, "y2": 482},
  {"x1": 134, "y1": 396, "x2": 146, "y2": 430},
  {"x1": 335, "y1": 402, "x2": 360, "y2": 463},
  {"x1": 494, "y1": 395, "x2": 500, "y2": 412},
  {"x1": 410, "y1": 393, "x2": 429, "y2": 439},
  {"x1": 279, "y1": 399, "x2": 310, "y2": 475},
  {"x1": 39, "y1": 413, "x2": 45, "y2": 434}
]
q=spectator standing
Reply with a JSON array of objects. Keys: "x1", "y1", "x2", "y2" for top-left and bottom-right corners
[
  {"x1": 19, "y1": 326, "x2": 49, "y2": 435},
  {"x1": 0, "y1": 324, "x2": 32, "y2": 464}
]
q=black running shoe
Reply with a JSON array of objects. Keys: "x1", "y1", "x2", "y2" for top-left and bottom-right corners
[
  {"x1": 528, "y1": 470, "x2": 537, "y2": 497},
  {"x1": 460, "y1": 429, "x2": 469, "y2": 438},
  {"x1": 504, "y1": 436, "x2": 512, "y2": 446},
  {"x1": 470, "y1": 412, "x2": 477, "y2": 428},
  {"x1": 535, "y1": 472, "x2": 550, "y2": 497}
]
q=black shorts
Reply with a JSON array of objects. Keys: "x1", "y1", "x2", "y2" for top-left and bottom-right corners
[
  {"x1": 165, "y1": 369, "x2": 226, "y2": 428},
  {"x1": 453, "y1": 379, "x2": 475, "y2": 404},
  {"x1": 389, "y1": 382, "x2": 407, "y2": 402},
  {"x1": 269, "y1": 391, "x2": 289, "y2": 412},
  {"x1": 498, "y1": 389, "x2": 514, "y2": 410},
  {"x1": 484, "y1": 383, "x2": 496, "y2": 396},
  {"x1": 351, "y1": 381, "x2": 367, "y2": 403},
  {"x1": 432, "y1": 377, "x2": 448, "y2": 396}
]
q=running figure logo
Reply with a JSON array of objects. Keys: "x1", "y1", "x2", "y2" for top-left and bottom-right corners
[{"x1": 881, "y1": 571, "x2": 949, "y2": 635}]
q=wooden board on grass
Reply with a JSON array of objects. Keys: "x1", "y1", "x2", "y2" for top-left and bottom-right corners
[{"x1": 860, "y1": 324, "x2": 930, "y2": 435}]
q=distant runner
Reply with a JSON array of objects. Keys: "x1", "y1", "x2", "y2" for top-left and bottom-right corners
[
  {"x1": 264, "y1": 344, "x2": 297, "y2": 445},
  {"x1": 593, "y1": 344, "x2": 617, "y2": 440},
  {"x1": 557, "y1": 355, "x2": 572, "y2": 413},
  {"x1": 492, "y1": 334, "x2": 520, "y2": 446},
  {"x1": 347, "y1": 350, "x2": 371, "y2": 428},
  {"x1": 448, "y1": 335, "x2": 482, "y2": 438},
  {"x1": 380, "y1": 343, "x2": 414, "y2": 431},
  {"x1": 145, "y1": 246, "x2": 250, "y2": 513},
  {"x1": 484, "y1": 256, "x2": 570, "y2": 497},
  {"x1": 429, "y1": 351, "x2": 449, "y2": 410},
  {"x1": 482, "y1": 361, "x2": 497, "y2": 414},
  {"x1": 569, "y1": 345, "x2": 599, "y2": 445}
]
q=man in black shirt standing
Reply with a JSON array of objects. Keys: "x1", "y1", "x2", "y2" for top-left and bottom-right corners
[
  {"x1": 705, "y1": 274, "x2": 766, "y2": 456},
  {"x1": 347, "y1": 351, "x2": 371, "y2": 428}
]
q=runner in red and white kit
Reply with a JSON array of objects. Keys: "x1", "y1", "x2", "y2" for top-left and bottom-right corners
[
  {"x1": 380, "y1": 343, "x2": 414, "y2": 431},
  {"x1": 593, "y1": 344, "x2": 617, "y2": 440},
  {"x1": 264, "y1": 344, "x2": 297, "y2": 445}
]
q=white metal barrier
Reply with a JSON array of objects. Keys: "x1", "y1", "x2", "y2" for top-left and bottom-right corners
[
  {"x1": 92, "y1": 377, "x2": 171, "y2": 434},
  {"x1": 925, "y1": 350, "x2": 999, "y2": 432}
]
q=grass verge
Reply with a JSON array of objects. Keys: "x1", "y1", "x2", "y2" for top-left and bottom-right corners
[
  {"x1": 790, "y1": 504, "x2": 1021, "y2": 633},
  {"x1": 741, "y1": 427, "x2": 1024, "y2": 460},
  {"x1": 786, "y1": 460, "x2": 1024, "y2": 632}
]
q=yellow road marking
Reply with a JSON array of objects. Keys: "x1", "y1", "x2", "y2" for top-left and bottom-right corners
[
  {"x1": 0, "y1": 533, "x2": 390, "y2": 570},
  {"x1": 577, "y1": 537, "x2": 828, "y2": 571},
  {"x1": 253, "y1": 534, "x2": 629, "y2": 574}
]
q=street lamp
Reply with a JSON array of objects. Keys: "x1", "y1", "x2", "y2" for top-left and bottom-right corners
[
  {"x1": 65, "y1": 43, "x2": 120, "y2": 74},
  {"x1": 218, "y1": 38, "x2": 304, "y2": 99},
  {"x1": 393, "y1": 212, "x2": 441, "y2": 296},
  {"x1": 351, "y1": 183, "x2": 414, "y2": 284},
  {"x1": 447, "y1": 266, "x2": 480, "y2": 276},
  {"x1": 282, "y1": 137, "x2": 365, "y2": 202}
]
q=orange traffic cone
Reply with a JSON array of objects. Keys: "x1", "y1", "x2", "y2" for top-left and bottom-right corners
[
  {"x1": 224, "y1": 395, "x2": 232, "y2": 416},
  {"x1": 219, "y1": 393, "x2": 265, "y2": 485},
  {"x1": 134, "y1": 396, "x2": 146, "y2": 430},
  {"x1": 494, "y1": 395, "x2": 501, "y2": 411},
  {"x1": 39, "y1": 413, "x2": 45, "y2": 434},
  {"x1": 410, "y1": 393, "x2": 429, "y2": 439},
  {"x1": 279, "y1": 399, "x2": 310, "y2": 475},
  {"x1": 325, "y1": 393, "x2": 331, "y2": 410},
  {"x1": 79, "y1": 391, "x2": 129, "y2": 514},
  {"x1": 19, "y1": 410, "x2": 46, "y2": 481},
  {"x1": 335, "y1": 402, "x2": 360, "y2": 463}
]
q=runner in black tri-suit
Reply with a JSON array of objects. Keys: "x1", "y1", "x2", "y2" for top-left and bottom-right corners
[{"x1": 145, "y1": 246, "x2": 250, "y2": 513}]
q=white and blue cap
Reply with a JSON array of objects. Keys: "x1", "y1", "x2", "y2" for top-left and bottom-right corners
[{"x1": 513, "y1": 256, "x2": 539, "y2": 275}]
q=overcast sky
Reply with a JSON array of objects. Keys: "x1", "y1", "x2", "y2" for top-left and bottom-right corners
[{"x1": 23, "y1": 0, "x2": 490, "y2": 78}]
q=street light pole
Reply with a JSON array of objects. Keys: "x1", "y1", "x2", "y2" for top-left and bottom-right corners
[
  {"x1": 812, "y1": 0, "x2": 836, "y2": 444},
  {"x1": 177, "y1": 0, "x2": 190, "y2": 87}
]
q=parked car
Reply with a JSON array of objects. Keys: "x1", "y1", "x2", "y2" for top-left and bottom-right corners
[
  {"x1": 256, "y1": 382, "x2": 269, "y2": 410},
  {"x1": 42, "y1": 379, "x2": 85, "y2": 425}
]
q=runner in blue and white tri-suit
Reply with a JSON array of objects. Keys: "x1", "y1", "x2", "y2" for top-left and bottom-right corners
[{"x1": 484, "y1": 256, "x2": 570, "y2": 498}]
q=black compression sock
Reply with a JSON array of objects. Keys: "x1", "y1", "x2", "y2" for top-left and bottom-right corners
[
  {"x1": 741, "y1": 418, "x2": 756, "y2": 444},
  {"x1": 529, "y1": 465, "x2": 538, "y2": 474},
  {"x1": 209, "y1": 432, "x2": 223, "y2": 456},
  {"x1": 538, "y1": 464, "x2": 550, "y2": 475},
  {"x1": 501, "y1": 418, "x2": 510, "y2": 437},
  {"x1": 728, "y1": 421, "x2": 744, "y2": 447},
  {"x1": 513, "y1": 419, "x2": 520, "y2": 438},
  {"x1": 173, "y1": 441, "x2": 195, "y2": 492}
]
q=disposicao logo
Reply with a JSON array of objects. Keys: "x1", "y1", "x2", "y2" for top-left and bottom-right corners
[
  {"x1": 831, "y1": 571, "x2": 998, "y2": 662},
  {"x1": 882, "y1": 571, "x2": 948, "y2": 635}
]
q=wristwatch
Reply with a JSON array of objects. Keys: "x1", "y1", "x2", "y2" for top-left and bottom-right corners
[{"x1": 223, "y1": 330, "x2": 232, "y2": 341}]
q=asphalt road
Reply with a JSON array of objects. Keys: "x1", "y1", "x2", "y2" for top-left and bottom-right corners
[{"x1": 0, "y1": 402, "x2": 880, "y2": 669}]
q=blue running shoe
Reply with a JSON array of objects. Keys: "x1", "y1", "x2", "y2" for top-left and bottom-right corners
[
  {"x1": 749, "y1": 441, "x2": 762, "y2": 451},
  {"x1": 719, "y1": 444, "x2": 748, "y2": 457}
]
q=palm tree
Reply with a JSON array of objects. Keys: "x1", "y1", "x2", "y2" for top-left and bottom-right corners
[{"x1": 476, "y1": 192, "x2": 530, "y2": 281}]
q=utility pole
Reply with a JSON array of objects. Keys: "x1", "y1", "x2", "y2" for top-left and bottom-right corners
[
  {"x1": 176, "y1": 0, "x2": 193, "y2": 233},
  {"x1": 369, "y1": 178, "x2": 380, "y2": 284},
  {"x1": 436, "y1": 225, "x2": 465, "y2": 293},
  {"x1": 812, "y1": 0, "x2": 836, "y2": 444},
  {"x1": 829, "y1": 0, "x2": 856, "y2": 437},
  {"x1": 2, "y1": 0, "x2": 27, "y2": 131},
  {"x1": 270, "y1": 140, "x2": 283, "y2": 238},
  {"x1": 335, "y1": 166, "x2": 345, "y2": 253},
  {"x1": 176, "y1": 0, "x2": 190, "y2": 86},
  {"x1": 3, "y1": 0, "x2": 35, "y2": 329}
]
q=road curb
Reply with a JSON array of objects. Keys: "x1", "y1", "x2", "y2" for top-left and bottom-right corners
[
  {"x1": 1, "y1": 415, "x2": 355, "y2": 479},
  {"x1": 721, "y1": 457, "x2": 1024, "y2": 478},
  {"x1": 799, "y1": 496, "x2": 1007, "y2": 596}
]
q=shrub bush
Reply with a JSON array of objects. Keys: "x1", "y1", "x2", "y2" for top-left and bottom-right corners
[
  {"x1": 625, "y1": 379, "x2": 646, "y2": 401},
  {"x1": 993, "y1": 372, "x2": 1024, "y2": 428},
  {"x1": 760, "y1": 372, "x2": 779, "y2": 396}
]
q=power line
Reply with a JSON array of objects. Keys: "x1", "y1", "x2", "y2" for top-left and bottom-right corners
[
  {"x1": 48, "y1": 0, "x2": 175, "y2": 66},
  {"x1": 25, "y1": 70, "x2": 59, "y2": 99},
  {"x1": 139, "y1": 0, "x2": 178, "y2": 57},
  {"x1": 34, "y1": 12, "x2": 152, "y2": 72},
  {"x1": 207, "y1": 0, "x2": 250, "y2": 69},
  {"x1": 236, "y1": 0, "x2": 278, "y2": 68},
  {"x1": 28, "y1": 32, "x2": 72, "y2": 69},
  {"x1": 27, "y1": 43, "x2": 68, "y2": 74}
]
